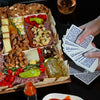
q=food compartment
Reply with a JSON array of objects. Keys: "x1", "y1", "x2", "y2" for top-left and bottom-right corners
[
  {"x1": 0, "y1": 48, "x2": 47, "y2": 89},
  {"x1": 41, "y1": 45, "x2": 58, "y2": 61},
  {"x1": 9, "y1": 16, "x2": 30, "y2": 51},
  {"x1": 24, "y1": 13, "x2": 54, "y2": 47}
]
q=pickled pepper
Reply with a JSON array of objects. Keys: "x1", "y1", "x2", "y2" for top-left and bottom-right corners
[
  {"x1": 19, "y1": 68, "x2": 40, "y2": 78},
  {"x1": 30, "y1": 18, "x2": 44, "y2": 24}
]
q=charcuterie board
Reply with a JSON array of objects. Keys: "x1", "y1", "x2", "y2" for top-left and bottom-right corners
[{"x1": 0, "y1": 3, "x2": 71, "y2": 94}]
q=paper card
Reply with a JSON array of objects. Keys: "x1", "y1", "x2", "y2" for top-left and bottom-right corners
[
  {"x1": 69, "y1": 61, "x2": 88, "y2": 75},
  {"x1": 62, "y1": 37, "x2": 82, "y2": 48},
  {"x1": 76, "y1": 57, "x2": 98, "y2": 72},
  {"x1": 78, "y1": 35, "x2": 94, "y2": 49},
  {"x1": 68, "y1": 50, "x2": 86, "y2": 59},
  {"x1": 74, "y1": 71, "x2": 100, "y2": 85},
  {"x1": 64, "y1": 24, "x2": 94, "y2": 49},
  {"x1": 65, "y1": 24, "x2": 83, "y2": 43},
  {"x1": 62, "y1": 24, "x2": 99, "y2": 73}
]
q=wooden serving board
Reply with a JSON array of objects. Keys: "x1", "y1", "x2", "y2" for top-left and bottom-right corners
[
  {"x1": 0, "y1": 3, "x2": 71, "y2": 94},
  {"x1": 0, "y1": 78, "x2": 71, "y2": 94}
]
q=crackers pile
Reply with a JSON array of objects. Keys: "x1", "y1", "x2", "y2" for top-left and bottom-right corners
[{"x1": 0, "y1": 3, "x2": 49, "y2": 18}]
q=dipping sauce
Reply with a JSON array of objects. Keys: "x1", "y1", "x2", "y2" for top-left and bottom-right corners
[
  {"x1": 49, "y1": 98, "x2": 60, "y2": 100},
  {"x1": 49, "y1": 95, "x2": 71, "y2": 100}
]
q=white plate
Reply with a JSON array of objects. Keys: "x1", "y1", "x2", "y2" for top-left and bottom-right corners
[{"x1": 42, "y1": 93, "x2": 83, "y2": 100}]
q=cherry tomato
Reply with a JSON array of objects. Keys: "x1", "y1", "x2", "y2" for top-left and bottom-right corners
[
  {"x1": 8, "y1": 84, "x2": 13, "y2": 88},
  {"x1": 7, "y1": 69, "x2": 13, "y2": 75},
  {"x1": 15, "y1": 71, "x2": 20, "y2": 76}
]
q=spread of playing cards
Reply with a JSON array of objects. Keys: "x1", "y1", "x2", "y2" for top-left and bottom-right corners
[{"x1": 62, "y1": 24, "x2": 99, "y2": 72}]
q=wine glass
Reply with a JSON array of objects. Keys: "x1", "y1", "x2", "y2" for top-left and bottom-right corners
[{"x1": 57, "y1": 0, "x2": 76, "y2": 15}]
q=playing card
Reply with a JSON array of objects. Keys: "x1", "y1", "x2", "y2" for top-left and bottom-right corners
[
  {"x1": 76, "y1": 57, "x2": 98, "y2": 72},
  {"x1": 62, "y1": 37, "x2": 81, "y2": 48},
  {"x1": 78, "y1": 35, "x2": 94, "y2": 49},
  {"x1": 62, "y1": 44, "x2": 81, "y2": 52},
  {"x1": 65, "y1": 24, "x2": 94, "y2": 49},
  {"x1": 62, "y1": 24, "x2": 99, "y2": 73},
  {"x1": 74, "y1": 71, "x2": 100, "y2": 85},
  {"x1": 65, "y1": 24, "x2": 83, "y2": 43},
  {"x1": 69, "y1": 61, "x2": 88, "y2": 75},
  {"x1": 68, "y1": 50, "x2": 86, "y2": 61},
  {"x1": 70, "y1": 43, "x2": 97, "y2": 61}
]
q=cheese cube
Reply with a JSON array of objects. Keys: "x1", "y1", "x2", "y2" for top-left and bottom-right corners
[
  {"x1": 1, "y1": 18, "x2": 9, "y2": 25},
  {"x1": 3, "y1": 38, "x2": 12, "y2": 53},
  {"x1": 3, "y1": 33, "x2": 10, "y2": 38},
  {"x1": 1, "y1": 26, "x2": 9, "y2": 33}
]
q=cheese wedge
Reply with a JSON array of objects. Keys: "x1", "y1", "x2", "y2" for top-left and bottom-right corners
[
  {"x1": 3, "y1": 38, "x2": 12, "y2": 53},
  {"x1": 25, "y1": 49, "x2": 39, "y2": 62}
]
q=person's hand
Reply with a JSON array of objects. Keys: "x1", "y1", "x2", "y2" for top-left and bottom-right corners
[
  {"x1": 84, "y1": 52, "x2": 100, "y2": 70},
  {"x1": 76, "y1": 16, "x2": 100, "y2": 44},
  {"x1": 76, "y1": 16, "x2": 100, "y2": 70}
]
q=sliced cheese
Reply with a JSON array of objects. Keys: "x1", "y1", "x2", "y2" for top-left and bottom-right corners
[
  {"x1": 1, "y1": 25, "x2": 9, "y2": 33},
  {"x1": 3, "y1": 33, "x2": 10, "y2": 38},
  {"x1": 1, "y1": 18, "x2": 9, "y2": 25},
  {"x1": 3, "y1": 38, "x2": 12, "y2": 53}
]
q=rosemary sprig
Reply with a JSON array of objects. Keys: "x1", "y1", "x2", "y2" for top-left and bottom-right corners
[
  {"x1": 23, "y1": 63, "x2": 41, "y2": 70},
  {"x1": 3, "y1": 63, "x2": 41, "y2": 73}
]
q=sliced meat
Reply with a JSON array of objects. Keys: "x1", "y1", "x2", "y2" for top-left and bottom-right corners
[
  {"x1": 0, "y1": 55, "x2": 4, "y2": 72},
  {"x1": 12, "y1": 72, "x2": 47, "y2": 86},
  {"x1": 12, "y1": 76, "x2": 22, "y2": 85},
  {"x1": 0, "y1": 72, "x2": 6, "y2": 82}
]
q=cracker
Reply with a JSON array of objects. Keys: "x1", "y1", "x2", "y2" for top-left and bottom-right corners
[
  {"x1": 0, "y1": 6, "x2": 9, "y2": 19},
  {"x1": 8, "y1": 3, "x2": 26, "y2": 17},
  {"x1": 25, "y1": 3, "x2": 49, "y2": 15}
]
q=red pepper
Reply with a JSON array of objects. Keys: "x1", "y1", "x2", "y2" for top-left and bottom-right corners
[
  {"x1": 0, "y1": 75, "x2": 15, "y2": 87},
  {"x1": 38, "y1": 14, "x2": 42, "y2": 18},
  {"x1": 6, "y1": 82, "x2": 11, "y2": 86},
  {"x1": 8, "y1": 84, "x2": 13, "y2": 88},
  {"x1": 5, "y1": 76, "x2": 9, "y2": 82},
  {"x1": 40, "y1": 64, "x2": 45, "y2": 73},
  {"x1": 16, "y1": 67, "x2": 24, "y2": 73},
  {"x1": 40, "y1": 64, "x2": 44, "y2": 68},
  {"x1": 0, "y1": 81, "x2": 5, "y2": 86},
  {"x1": 9, "y1": 76, "x2": 15, "y2": 82},
  {"x1": 30, "y1": 21, "x2": 37, "y2": 26},
  {"x1": 2, "y1": 80, "x2": 7, "y2": 86},
  {"x1": 37, "y1": 48, "x2": 43, "y2": 63},
  {"x1": 7, "y1": 69, "x2": 13, "y2": 75},
  {"x1": 31, "y1": 15, "x2": 37, "y2": 18},
  {"x1": 42, "y1": 15, "x2": 47, "y2": 21},
  {"x1": 35, "y1": 24, "x2": 38, "y2": 27},
  {"x1": 24, "y1": 18, "x2": 30, "y2": 23},
  {"x1": 15, "y1": 71, "x2": 20, "y2": 76},
  {"x1": 40, "y1": 67, "x2": 45, "y2": 73},
  {"x1": 38, "y1": 14, "x2": 47, "y2": 21}
]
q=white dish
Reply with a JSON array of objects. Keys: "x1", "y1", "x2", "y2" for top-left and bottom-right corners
[{"x1": 42, "y1": 93, "x2": 83, "y2": 100}]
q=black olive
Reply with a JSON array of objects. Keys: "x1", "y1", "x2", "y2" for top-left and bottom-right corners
[{"x1": 37, "y1": 10, "x2": 41, "y2": 13}]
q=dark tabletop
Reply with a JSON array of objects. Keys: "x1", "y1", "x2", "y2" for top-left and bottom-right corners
[{"x1": 0, "y1": 0, "x2": 100, "y2": 100}]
